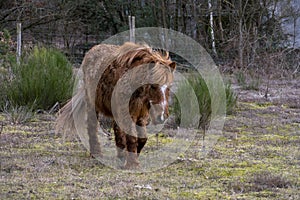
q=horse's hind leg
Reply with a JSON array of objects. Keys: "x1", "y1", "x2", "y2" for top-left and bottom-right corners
[
  {"x1": 113, "y1": 121, "x2": 127, "y2": 164},
  {"x1": 87, "y1": 105, "x2": 102, "y2": 158}
]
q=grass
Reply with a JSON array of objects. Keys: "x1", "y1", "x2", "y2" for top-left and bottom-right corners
[
  {"x1": 172, "y1": 73, "x2": 237, "y2": 130},
  {"x1": 2, "y1": 104, "x2": 35, "y2": 124},
  {"x1": 1, "y1": 78, "x2": 299, "y2": 199},
  {"x1": 235, "y1": 70, "x2": 260, "y2": 91}
]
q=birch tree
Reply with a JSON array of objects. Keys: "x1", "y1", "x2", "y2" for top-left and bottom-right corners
[{"x1": 208, "y1": 0, "x2": 217, "y2": 55}]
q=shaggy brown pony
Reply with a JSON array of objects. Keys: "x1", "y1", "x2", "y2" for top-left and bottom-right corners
[{"x1": 56, "y1": 42, "x2": 176, "y2": 169}]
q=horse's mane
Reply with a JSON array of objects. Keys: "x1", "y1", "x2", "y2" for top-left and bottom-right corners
[
  {"x1": 106, "y1": 42, "x2": 174, "y2": 86},
  {"x1": 112, "y1": 42, "x2": 170, "y2": 69}
]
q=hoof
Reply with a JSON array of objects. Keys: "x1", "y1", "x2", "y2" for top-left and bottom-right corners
[
  {"x1": 90, "y1": 145, "x2": 102, "y2": 159},
  {"x1": 124, "y1": 161, "x2": 140, "y2": 170},
  {"x1": 90, "y1": 152, "x2": 103, "y2": 159}
]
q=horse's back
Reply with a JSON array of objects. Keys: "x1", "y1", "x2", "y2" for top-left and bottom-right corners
[{"x1": 81, "y1": 44, "x2": 119, "y2": 106}]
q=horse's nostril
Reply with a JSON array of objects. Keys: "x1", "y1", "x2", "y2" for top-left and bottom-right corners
[
  {"x1": 156, "y1": 116, "x2": 164, "y2": 124},
  {"x1": 156, "y1": 116, "x2": 162, "y2": 124}
]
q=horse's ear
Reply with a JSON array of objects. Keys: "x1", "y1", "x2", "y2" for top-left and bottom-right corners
[{"x1": 169, "y1": 62, "x2": 176, "y2": 72}]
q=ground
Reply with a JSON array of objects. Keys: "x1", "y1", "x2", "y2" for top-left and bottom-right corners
[{"x1": 0, "y1": 75, "x2": 299, "y2": 199}]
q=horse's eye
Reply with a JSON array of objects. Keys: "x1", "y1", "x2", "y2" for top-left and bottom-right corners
[{"x1": 150, "y1": 85, "x2": 156, "y2": 90}]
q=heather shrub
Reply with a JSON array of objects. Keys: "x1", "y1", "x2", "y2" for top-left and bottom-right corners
[{"x1": 4, "y1": 46, "x2": 74, "y2": 111}]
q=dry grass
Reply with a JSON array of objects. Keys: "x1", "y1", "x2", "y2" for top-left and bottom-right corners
[{"x1": 1, "y1": 77, "x2": 299, "y2": 199}]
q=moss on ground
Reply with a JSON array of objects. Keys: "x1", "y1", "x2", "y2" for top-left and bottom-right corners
[{"x1": 1, "y1": 78, "x2": 300, "y2": 199}]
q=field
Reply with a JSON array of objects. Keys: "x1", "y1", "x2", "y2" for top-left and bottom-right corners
[{"x1": 1, "y1": 76, "x2": 299, "y2": 199}]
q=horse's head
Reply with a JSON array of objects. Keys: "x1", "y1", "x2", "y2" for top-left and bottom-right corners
[
  {"x1": 133, "y1": 62, "x2": 175, "y2": 125},
  {"x1": 147, "y1": 83, "x2": 171, "y2": 124},
  {"x1": 142, "y1": 49, "x2": 176, "y2": 125},
  {"x1": 116, "y1": 42, "x2": 176, "y2": 125}
]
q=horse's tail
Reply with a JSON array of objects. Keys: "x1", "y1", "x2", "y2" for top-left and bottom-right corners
[{"x1": 55, "y1": 88, "x2": 87, "y2": 139}]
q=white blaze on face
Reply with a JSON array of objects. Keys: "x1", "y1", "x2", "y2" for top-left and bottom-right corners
[{"x1": 160, "y1": 84, "x2": 168, "y2": 121}]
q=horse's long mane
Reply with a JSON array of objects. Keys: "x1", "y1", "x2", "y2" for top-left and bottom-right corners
[
  {"x1": 104, "y1": 42, "x2": 174, "y2": 87},
  {"x1": 112, "y1": 42, "x2": 171, "y2": 69}
]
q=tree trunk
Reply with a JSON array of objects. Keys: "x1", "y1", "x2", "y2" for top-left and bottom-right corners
[
  {"x1": 174, "y1": 0, "x2": 179, "y2": 31},
  {"x1": 192, "y1": 0, "x2": 199, "y2": 40},
  {"x1": 218, "y1": 0, "x2": 224, "y2": 42},
  {"x1": 182, "y1": 1, "x2": 187, "y2": 34},
  {"x1": 238, "y1": 0, "x2": 244, "y2": 68},
  {"x1": 161, "y1": 0, "x2": 167, "y2": 28},
  {"x1": 208, "y1": 0, "x2": 217, "y2": 55}
]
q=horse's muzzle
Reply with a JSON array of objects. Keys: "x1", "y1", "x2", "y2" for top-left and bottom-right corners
[
  {"x1": 153, "y1": 113, "x2": 168, "y2": 125},
  {"x1": 155, "y1": 116, "x2": 165, "y2": 124}
]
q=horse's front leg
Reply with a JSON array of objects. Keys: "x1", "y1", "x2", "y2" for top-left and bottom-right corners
[
  {"x1": 113, "y1": 120, "x2": 145, "y2": 169},
  {"x1": 136, "y1": 118, "x2": 148, "y2": 156},
  {"x1": 125, "y1": 118, "x2": 149, "y2": 169},
  {"x1": 124, "y1": 122, "x2": 140, "y2": 169}
]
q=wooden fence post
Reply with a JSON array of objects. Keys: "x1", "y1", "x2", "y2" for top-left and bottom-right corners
[
  {"x1": 16, "y1": 23, "x2": 22, "y2": 65},
  {"x1": 129, "y1": 16, "x2": 135, "y2": 43}
]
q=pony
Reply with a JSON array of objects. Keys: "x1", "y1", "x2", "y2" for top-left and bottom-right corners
[{"x1": 55, "y1": 42, "x2": 176, "y2": 169}]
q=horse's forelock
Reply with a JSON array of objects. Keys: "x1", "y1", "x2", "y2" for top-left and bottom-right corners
[
  {"x1": 151, "y1": 63, "x2": 174, "y2": 85},
  {"x1": 113, "y1": 43, "x2": 151, "y2": 67}
]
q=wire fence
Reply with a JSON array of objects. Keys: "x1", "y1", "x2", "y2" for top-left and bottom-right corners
[
  {"x1": 20, "y1": 30, "x2": 193, "y2": 71},
  {"x1": 9, "y1": 24, "x2": 299, "y2": 76},
  {"x1": 21, "y1": 31, "x2": 111, "y2": 64}
]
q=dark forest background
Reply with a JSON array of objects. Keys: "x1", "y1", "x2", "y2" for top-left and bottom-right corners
[{"x1": 1, "y1": 0, "x2": 299, "y2": 71}]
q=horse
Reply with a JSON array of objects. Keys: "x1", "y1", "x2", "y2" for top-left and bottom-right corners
[{"x1": 55, "y1": 42, "x2": 176, "y2": 169}]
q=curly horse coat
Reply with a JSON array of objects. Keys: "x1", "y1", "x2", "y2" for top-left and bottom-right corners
[{"x1": 56, "y1": 42, "x2": 176, "y2": 169}]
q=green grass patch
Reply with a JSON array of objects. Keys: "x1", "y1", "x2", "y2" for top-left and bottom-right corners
[{"x1": 172, "y1": 73, "x2": 237, "y2": 130}]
